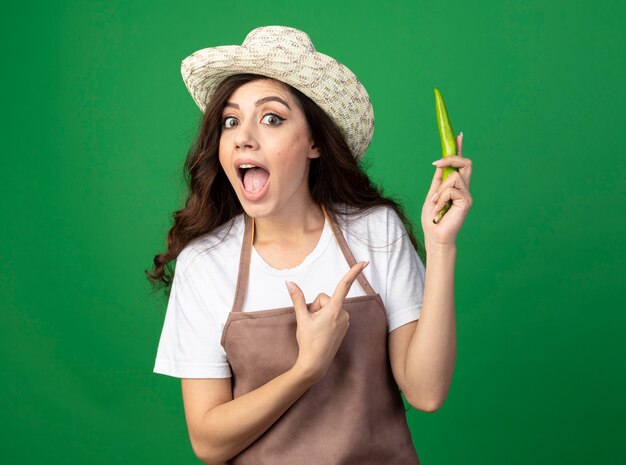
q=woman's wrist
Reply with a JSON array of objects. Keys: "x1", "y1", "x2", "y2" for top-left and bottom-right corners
[
  {"x1": 425, "y1": 239, "x2": 457, "y2": 257},
  {"x1": 290, "y1": 360, "x2": 322, "y2": 386}
]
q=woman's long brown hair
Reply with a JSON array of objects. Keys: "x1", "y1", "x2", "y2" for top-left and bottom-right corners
[{"x1": 146, "y1": 73, "x2": 424, "y2": 296}]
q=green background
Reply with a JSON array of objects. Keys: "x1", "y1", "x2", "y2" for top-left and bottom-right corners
[{"x1": 2, "y1": 0, "x2": 624, "y2": 463}]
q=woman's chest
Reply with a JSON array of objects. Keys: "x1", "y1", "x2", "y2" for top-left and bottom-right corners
[{"x1": 243, "y1": 243, "x2": 369, "y2": 312}]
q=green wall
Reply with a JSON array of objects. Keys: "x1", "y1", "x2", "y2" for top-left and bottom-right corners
[{"x1": 2, "y1": 0, "x2": 624, "y2": 463}]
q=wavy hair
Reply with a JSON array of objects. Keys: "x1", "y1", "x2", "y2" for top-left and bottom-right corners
[{"x1": 146, "y1": 73, "x2": 424, "y2": 295}]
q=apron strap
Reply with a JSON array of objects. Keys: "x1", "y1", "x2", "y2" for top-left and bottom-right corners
[
  {"x1": 231, "y1": 213, "x2": 254, "y2": 313},
  {"x1": 322, "y1": 205, "x2": 376, "y2": 297},
  {"x1": 231, "y1": 204, "x2": 376, "y2": 313}
]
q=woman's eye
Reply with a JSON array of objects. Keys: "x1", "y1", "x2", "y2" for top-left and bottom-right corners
[
  {"x1": 261, "y1": 114, "x2": 285, "y2": 126},
  {"x1": 223, "y1": 116, "x2": 239, "y2": 129}
]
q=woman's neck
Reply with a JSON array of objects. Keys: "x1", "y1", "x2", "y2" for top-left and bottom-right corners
[{"x1": 252, "y1": 198, "x2": 325, "y2": 246}]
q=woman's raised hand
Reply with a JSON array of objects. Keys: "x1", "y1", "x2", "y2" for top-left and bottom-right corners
[
  {"x1": 421, "y1": 132, "x2": 474, "y2": 247},
  {"x1": 285, "y1": 261, "x2": 369, "y2": 384}
]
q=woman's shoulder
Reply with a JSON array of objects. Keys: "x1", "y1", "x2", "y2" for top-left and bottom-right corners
[
  {"x1": 330, "y1": 202, "x2": 407, "y2": 249},
  {"x1": 175, "y1": 214, "x2": 245, "y2": 276},
  {"x1": 331, "y1": 202, "x2": 404, "y2": 230}
]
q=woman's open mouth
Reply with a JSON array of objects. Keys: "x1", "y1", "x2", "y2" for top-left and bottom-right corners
[{"x1": 237, "y1": 163, "x2": 271, "y2": 201}]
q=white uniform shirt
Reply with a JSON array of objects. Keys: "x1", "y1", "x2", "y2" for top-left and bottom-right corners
[{"x1": 154, "y1": 204, "x2": 426, "y2": 378}]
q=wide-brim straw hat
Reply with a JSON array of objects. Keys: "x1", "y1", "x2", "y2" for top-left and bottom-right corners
[{"x1": 180, "y1": 25, "x2": 374, "y2": 161}]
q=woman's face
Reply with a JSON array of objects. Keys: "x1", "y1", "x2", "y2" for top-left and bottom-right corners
[{"x1": 218, "y1": 79, "x2": 319, "y2": 219}]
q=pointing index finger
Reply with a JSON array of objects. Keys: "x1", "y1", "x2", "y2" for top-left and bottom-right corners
[{"x1": 329, "y1": 261, "x2": 369, "y2": 309}]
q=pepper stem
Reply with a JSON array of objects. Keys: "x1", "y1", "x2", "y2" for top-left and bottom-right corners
[{"x1": 433, "y1": 200, "x2": 452, "y2": 224}]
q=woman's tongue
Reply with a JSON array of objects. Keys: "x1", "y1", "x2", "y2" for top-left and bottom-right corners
[{"x1": 242, "y1": 167, "x2": 269, "y2": 193}]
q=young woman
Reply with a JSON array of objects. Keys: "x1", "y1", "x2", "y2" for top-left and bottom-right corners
[{"x1": 148, "y1": 26, "x2": 473, "y2": 465}]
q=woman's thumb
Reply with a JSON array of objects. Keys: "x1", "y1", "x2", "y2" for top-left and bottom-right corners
[{"x1": 285, "y1": 280, "x2": 308, "y2": 321}]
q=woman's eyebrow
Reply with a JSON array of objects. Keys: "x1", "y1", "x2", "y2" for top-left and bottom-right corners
[
  {"x1": 255, "y1": 96, "x2": 291, "y2": 109},
  {"x1": 224, "y1": 96, "x2": 291, "y2": 110}
]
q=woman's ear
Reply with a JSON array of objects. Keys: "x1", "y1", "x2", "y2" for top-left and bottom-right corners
[{"x1": 308, "y1": 141, "x2": 321, "y2": 159}]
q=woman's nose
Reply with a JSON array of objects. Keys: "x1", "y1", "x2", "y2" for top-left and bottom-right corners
[{"x1": 234, "y1": 120, "x2": 259, "y2": 150}]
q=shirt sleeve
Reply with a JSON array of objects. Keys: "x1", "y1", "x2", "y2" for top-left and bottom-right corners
[
  {"x1": 153, "y1": 251, "x2": 232, "y2": 378},
  {"x1": 384, "y1": 208, "x2": 426, "y2": 333}
]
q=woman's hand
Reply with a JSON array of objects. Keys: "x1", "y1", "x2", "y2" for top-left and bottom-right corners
[
  {"x1": 421, "y1": 132, "x2": 474, "y2": 248},
  {"x1": 285, "y1": 261, "x2": 368, "y2": 383}
]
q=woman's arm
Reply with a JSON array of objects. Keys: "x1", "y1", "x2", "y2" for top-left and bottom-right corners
[
  {"x1": 182, "y1": 364, "x2": 316, "y2": 465},
  {"x1": 389, "y1": 134, "x2": 471, "y2": 411},
  {"x1": 389, "y1": 243, "x2": 457, "y2": 412}
]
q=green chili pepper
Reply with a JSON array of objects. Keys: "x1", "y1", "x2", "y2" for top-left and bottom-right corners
[{"x1": 433, "y1": 88, "x2": 459, "y2": 224}]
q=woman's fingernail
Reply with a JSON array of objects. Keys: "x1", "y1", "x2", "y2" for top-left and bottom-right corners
[
  {"x1": 362, "y1": 261, "x2": 369, "y2": 269},
  {"x1": 432, "y1": 159, "x2": 443, "y2": 166},
  {"x1": 431, "y1": 193, "x2": 439, "y2": 202},
  {"x1": 285, "y1": 280, "x2": 296, "y2": 293}
]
